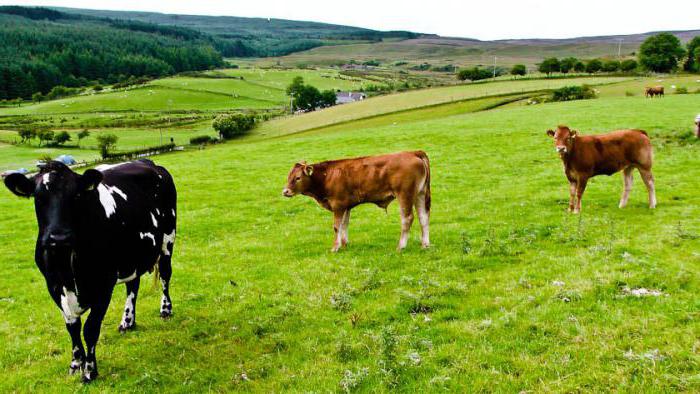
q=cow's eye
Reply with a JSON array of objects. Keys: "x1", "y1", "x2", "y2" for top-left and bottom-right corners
[{"x1": 295, "y1": 176, "x2": 301, "y2": 181}]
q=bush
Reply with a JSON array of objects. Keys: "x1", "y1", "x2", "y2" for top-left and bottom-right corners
[
  {"x1": 585, "y1": 59, "x2": 603, "y2": 73},
  {"x1": 213, "y1": 113, "x2": 256, "y2": 140},
  {"x1": 625, "y1": 91, "x2": 635, "y2": 97},
  {"x1": 551, "y1": 85, "x2": 597, "y2": 102},
  {"x1": 431, "y1": 64, "x2": 456, "y2": 72},
  {"x1": 190, "y1": 135, "x2": 215, "y2": 145},
  {"x1": 362, "y1": 60, "x2": 380, "y2": 67},
  {"x1": 510, "y1": 64, "x2": 527, "y2": 76},
  {"x1": 620, "y1": 59, "x2": 638, "y2": 72},
  {"x1": 602, "y1": 60, "x2": 621, "y2": 72},
  {"x1": 675, "y1": 86, "x2": 688, "y2": 94}
]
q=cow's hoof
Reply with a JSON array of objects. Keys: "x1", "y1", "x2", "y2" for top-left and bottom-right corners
[
  {"x1": 160, "y1": 310, "x2": 172, "y2": 319},
  {"x1": 81, "y1": 371, "x2": 98, "y2": 383},
  {"x1": 68, "y1": 363, "x2": 82, "y2": 376},
  {"x1": 421, "y1": 244, "x2": 430, "y2": 249},
  {"x1": 118, "y1": 323, "x2": 135, "y2": 333}
]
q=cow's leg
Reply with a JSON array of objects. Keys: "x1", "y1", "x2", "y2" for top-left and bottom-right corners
[
  {"x1": 619, "y1": 167, "x2": 634, "y2": 208},
  {"x1": 341, "y1": 209, "x2": 350, "y2": 247},
  {"x1": 639, "y1": 168, "x2": 656, "y2": 208},
  {"x1": 66, "y1": 319, "x2": 86, "y2": 375},
  {"x1": 81, "y1": 298, "x2": 111, "y2": 383},
  {"x1": 573, "y1": 177, "x2": 588, "y2": 214},
  {"x1": 47, "y1": 285, "x2": 86, "y2": 375},
  {"x1": 415, "y1": 192, "x2": 430, "y2": 248},
  {"x1": 118, "y1": 278, "x2": 140, "y2": 332},
  {"x1": 568, "y1": 181, "x2": 577, "y2": 212},
  {"x1": 398, "y1": 195, "x2": 415, "y2": 250},
  {"x1": 331, "y1": 210, "x2": 344, "y2": 252},
  {"x1": 159, "y1": 255, "x2": 174, "y2": 318}
]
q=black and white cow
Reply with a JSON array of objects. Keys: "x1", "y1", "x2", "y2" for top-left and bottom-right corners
[{"x1": 3, "y1": 159, "x2": 176, "y2": 382}]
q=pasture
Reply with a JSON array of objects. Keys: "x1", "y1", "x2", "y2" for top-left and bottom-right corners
[{"x1": 0, "y1": 76, "x2": 698, "y2": 392}]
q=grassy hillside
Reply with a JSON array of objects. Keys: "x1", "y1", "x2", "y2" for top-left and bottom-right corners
[{"x1": 1, "y1": 82, "x2": 698, "y2": 391}]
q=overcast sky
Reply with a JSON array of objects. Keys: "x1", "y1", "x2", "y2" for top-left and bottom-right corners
[{"x1": 3, "y1": 0, "x2": 699, "y2": 40}]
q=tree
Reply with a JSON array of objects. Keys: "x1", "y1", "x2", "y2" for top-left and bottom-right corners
[
  {"x1": 559, "y1": 57, "x2": 578, "y2": 73},
  {"x1": 77, "y1": 130, "x2": 90, "y2": 147},
  {"x1": 538, "y1": 58, "x2": 560, "y2": 76},
  {"x1": 286, "y1": 76, "x2": 305, "y2": 97},
  {"x1": 620, "y1": 59, "x2": 638, "y2": 72},
  {"x1": 684, "y1": 36, "x2": 700, "y2": 72},
  {"x1": 319, "y1": 90, "x2": 337, "y2": 108},
  {"x1": 585, "y1": 59, "x2": 603, "y2": 74},
  {"x1": 602, "y1": 60, "x2": 621, "y2": 72},
  {"x1": 573, "y1": 61, "x2": 586, "y2": 73},
  {"x1": 293, "y1": 85, "x2": 322, "y2": 111},
  {"x1": 212, "y1": 114, "x2": 256, "y2": 140},
  {"x1": 37, "y1": 129, "x2": 54, "y2": 146},
  {"x1": 52, "y1": 131, "x2": 71, "y2": 146},
  {"x1": 638, "y1": 33, "x2": 685, "y2": 73},
  {"x1": 96, "y1": 134, "x2": 118, "y2": 158},
  {"x1": 510, "y1": 64, "x2": 527, "y2": 77},
  {"x1": 17, "y1": 128, "x2": 36, "y2": 143}
]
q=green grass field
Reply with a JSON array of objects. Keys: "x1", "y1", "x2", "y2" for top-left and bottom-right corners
[{"x1": 0, "y1": 74, "x2": 698, "y2": 391}]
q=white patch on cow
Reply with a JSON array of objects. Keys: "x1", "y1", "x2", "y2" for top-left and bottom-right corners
[
  {"x1": 150, "y1": 213, "x2": 158, "y2": 227},
  {"x1": 116, "y1": 270, "x2": 138, "y2": 284},
  {"x1": 139, "y1": 232, "x2": 156, "y2": 246},
  {"x1": 171, "y1": 209, "x2": 176, "y2": 218},
  {"x1": 162, "y1": 230, "x2": 176, "y2": 255},
  {"x1": 95, "y1": 162, "x2": 129, "y2": 172},
  {"x1": 97, "y1": 184, "x2": 128, "y2": 218},
  {"x1": 119, "y1": 292, "x2": 136, "y2": 329},
  {"x1": 155, "y1": 208, "x2": 160, "y2": 215},
  {"x1": 60, "y1": 287, "x2": 85, "y2": 323},
  {"x1": 42, "y1": 173, "x2": 51, "y2": 190}
]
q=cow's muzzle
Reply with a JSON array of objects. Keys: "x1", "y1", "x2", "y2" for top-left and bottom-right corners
[
  {"x1": 44, "y1": 231, "x2": 75, "y2": 248},
  {"x1": 282, "y1": 188, "x2": 294, "y2": 198},
  {"x1": 556, "y1": 146, "x2": 567, "y2": 154}
]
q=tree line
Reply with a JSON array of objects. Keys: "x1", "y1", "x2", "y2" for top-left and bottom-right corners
[{"x1": 0, "y1": 7, "x2": 224, "y2": 100}]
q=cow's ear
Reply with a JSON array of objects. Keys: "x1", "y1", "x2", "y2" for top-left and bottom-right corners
[
  {"x1": 4, "y1": 173, "x2": 35, "y2": 198},
  {"x1": 79, "y1": 169, "x2": 103, "y2": 192},
  {"x1": 546, "y1": 129, "x2": 555, "y2": 137},
  {"x1": 304, "y1": 165, "x2": 313, "y2": 176},
  {"x1": 570, "y1": 130, "x2": 578, "y2": 138}
]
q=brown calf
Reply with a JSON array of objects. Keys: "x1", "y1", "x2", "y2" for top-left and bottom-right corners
[
  {"x1": 283, "y1": 151, "x2": 431, "y2": 252},
  {"x1": 546, "y1": 125, "x2": 656, "y2": 213},
  {"x1": 644, "y1": 86, "x2": 664, "y2": 98}
]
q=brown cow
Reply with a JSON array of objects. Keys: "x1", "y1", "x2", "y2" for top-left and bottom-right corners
[
  {"x1": 282, "y1": 151, "x2": 431, "y2": 252},
  {"x1": 695, "y1": 114, "x2": 700, "y2": 138},
  {"x1": 546, "y1": 125, "x2": 656, "y2": 213},
  {"x1": 644, "y1": 86, "x2": 664, "y2": 98}
]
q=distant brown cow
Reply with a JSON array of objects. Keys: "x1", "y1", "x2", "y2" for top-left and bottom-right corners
[
  {"x1": 282, "y1": 151, "x2": 431, "y2": 251},
  {"x1": 695, "y1": 114, "x2": 700, "y2": 138},
  {"x1": 645, "y1": 86, "x2": 664, "y2": 98},
  {"x1": 546, "y1": 125, "x2": 656, "y2": 213}
]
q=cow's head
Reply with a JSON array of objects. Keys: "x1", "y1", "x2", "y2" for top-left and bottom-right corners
[
  {"x1": 546, "y1": 125, "x2": 577, "y2": 154},
  {"x1": 282, "y1": 161, "x2": 314, "y2": 197},
  {"x1": 4, "y1": 161, "x2": 102, "y2": 249}
]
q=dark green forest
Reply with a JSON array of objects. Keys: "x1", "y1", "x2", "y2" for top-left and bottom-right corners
[{"x1": 0, "y1": 7, "x2": 224, "y2": 100}]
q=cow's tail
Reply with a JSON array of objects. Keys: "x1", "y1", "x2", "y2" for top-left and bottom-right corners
[{"x1": 415, "y1": 151, "x2": 431, "y2": 213}]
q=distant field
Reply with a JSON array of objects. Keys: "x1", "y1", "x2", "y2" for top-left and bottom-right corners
[
  {"x1": 205, "y1": 68, "x2": 378, "y2": 91},
  {"x1": 264, "y1": 38, "x2": 643, "y2": 68},
  {"x1": 254, "y1": 77, "x2": 631, "y2": 137}
]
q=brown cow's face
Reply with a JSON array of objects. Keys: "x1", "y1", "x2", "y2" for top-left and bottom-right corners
[
  {"x1": 546, "y1": 126, "x2": 577, "y2": 154},
  {"x1": 282, "y1": 162, "x2": 313, "y2": 197}
]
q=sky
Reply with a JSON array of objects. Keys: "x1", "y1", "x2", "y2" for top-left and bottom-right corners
[{"x1": 3, "y1": 0, "x2": 699, "y2": 40}]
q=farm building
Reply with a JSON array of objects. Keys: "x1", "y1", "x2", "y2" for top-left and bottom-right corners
[{"x1": 336, "y1": 91, "x2": 367, "y2": 104}]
